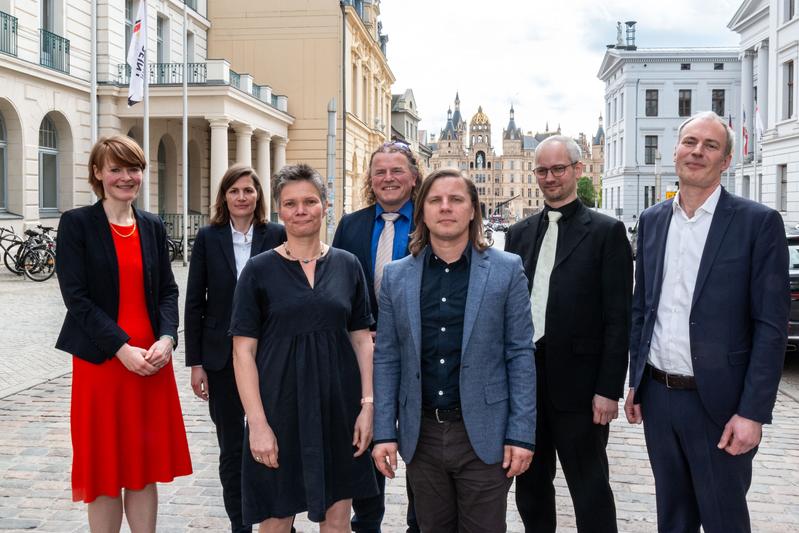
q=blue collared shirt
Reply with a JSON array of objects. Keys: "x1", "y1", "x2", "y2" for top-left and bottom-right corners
[{"x1": 370, "y1": 200, "x2": 413, "y2": 275}]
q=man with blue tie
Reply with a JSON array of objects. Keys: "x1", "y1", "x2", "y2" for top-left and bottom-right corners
[
  {"x1": 625, "y1": 111, "x2": 789, "y2": 533},
  {"x1": 332, "y1": 140, "x2": 422, "y2": 533}
]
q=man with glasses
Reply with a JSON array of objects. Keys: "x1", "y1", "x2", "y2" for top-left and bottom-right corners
[
  {"x1": 505, "y1": 135, "x2": 632, "y2": 532},
  {"x1": 332, "y1": 139, "x2": 421, "y2": 533}
]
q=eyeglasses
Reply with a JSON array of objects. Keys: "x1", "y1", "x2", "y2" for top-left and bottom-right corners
[{"x1": 533, "y1": 162, "x2": 578, "y2": 179}]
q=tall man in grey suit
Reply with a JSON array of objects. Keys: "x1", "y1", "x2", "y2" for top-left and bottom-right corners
[
  {"x1": 505, "y1": 135, "x2": 632, "y2": 532},
  {"x1": 372, "y1": 169, "x2": 536, "y2": 533},
  {"x1": 625, "y1": 112, "x2": 789, "y2": 532}
]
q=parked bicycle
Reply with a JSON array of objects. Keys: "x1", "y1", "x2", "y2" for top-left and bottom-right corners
[{"x1": 1, "y1": 226, "x2": 57, "y2": 281}]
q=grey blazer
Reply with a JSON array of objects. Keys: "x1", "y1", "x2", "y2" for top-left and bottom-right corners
[{"x1": 373, "y1": 245, "x2": 536, "y2": 465}]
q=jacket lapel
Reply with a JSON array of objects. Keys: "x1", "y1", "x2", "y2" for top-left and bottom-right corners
[
  {"x1": 218, "y1": 224, "x2": 237, "y2": 278},
  {"x1": 91, "y1": 201, "x2": 119, "y2": 291},
  {"x1": 405, "y1": 249, "x2": 426, "y2": 362},
  {"x1": 691, "y1": 189, "x2": 736, "y2": 309},
  {"x1": 251, "y1": 223, "x2": 266, "y2": 256},
  {"x1": 651, "y1": 201, "x2": 674, "y2": 302},
  {"x1": 522, "y1": 215, "x2": 541, "y2": 289},
  {"x1": 553, "y1": 204, "x2": 590, "y2": 269},
  {"x1": 461, "y1": 247, "x2": 489, "y2": 354}
]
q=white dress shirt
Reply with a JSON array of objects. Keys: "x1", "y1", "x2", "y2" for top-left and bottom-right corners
[
  {"x1": 648, "y1": 185, "x2": 721, "y2": 376},
  {"x1": 231, "y1": 222, "x2": 253, "y2": 279}
]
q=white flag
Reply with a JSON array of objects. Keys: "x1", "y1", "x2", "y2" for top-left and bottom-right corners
[
  {"x1": 126, "y1": 0, "x2": 146, "y2": 107},
  {"x1": 755, "y1": 104, "x2": 765, "y2": 139}
]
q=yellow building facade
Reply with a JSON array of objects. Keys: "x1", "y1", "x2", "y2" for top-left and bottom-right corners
[{"x1": 206, "y1": 0, "x2": 394, "y2": 221}]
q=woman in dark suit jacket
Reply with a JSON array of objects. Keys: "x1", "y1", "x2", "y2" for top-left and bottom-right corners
[
  {"x1": 55, "y1": 135, "x2": 192, "y2": 532},
  {"x1": 184, "y1": 164, "x2": 285, "y2": 533}
]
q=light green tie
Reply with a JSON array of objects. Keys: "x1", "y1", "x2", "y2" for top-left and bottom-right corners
[{"x1": 530, "y1": 210, "x2": 562, "y2": 342}]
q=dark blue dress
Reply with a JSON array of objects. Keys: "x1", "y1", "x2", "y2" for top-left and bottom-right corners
[{"x1": 230, "y1": 247, "x2": 378, "y2": 524}]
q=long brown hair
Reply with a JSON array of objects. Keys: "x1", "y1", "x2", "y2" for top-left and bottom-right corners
[
  {"x1": 363, "y1": 141, "x2": 423, "y2": 205},
  {"x1": 210, "y1": 164, "x2": 267, "y2": 226},
  {"x1": 408, "y1": 169, "x2": 489, "y2": 256}
]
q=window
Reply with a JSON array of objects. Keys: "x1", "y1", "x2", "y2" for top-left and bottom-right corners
[
  {"x1": 39, "y1": 116, "x2": 58, "y2": 211},
  {"x1": 712, "y1": 89, "x2": 725, "y2": 116},
  {"x1": 125, "y1": 0, "x2": 134, "y2": 52},
  {"x1": 645, "y1": 89, "x2": 658, "y2": 117},
  {"x1": 714, "y1": 63, "x2": 724, "y2": 71},
  {"x1": 681, "y1": 63, "x2": 691, "y2": 71},
  {"x1": 645, "y1": 136, "x2": 658, "y2": 165},
  {"x1": 788, "y1": 0, "x2": 796, "y2": 21},
  {"x1": 678, "y1": 89, "x2": 692, "y2": 117},
  {"x1": 785, "y1": 61, "x2": 794, "y2": 120},
  {"x1": 644, "y1": 186, "x2": 656, "y2": 209},
  {"x1": 779, "y1": 164, "x2": 788, "y2": 212},
  {"x1": 42, "y1": 0, "x2": 54, "y2": 32},
  {"x1": 0, "y1": 114, "x2": 5, "y2": 210},
  {"x1": 620, "y1": 93, "x2": 624, "y2": 119}
]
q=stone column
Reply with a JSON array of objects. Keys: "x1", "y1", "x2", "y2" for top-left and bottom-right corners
[
  {"x1": 741, "y1": 50, "x2": 754, "y2": 159},
  {"x1": 274, "y1": 138, "x2": 288, "y2": 175},
  {"x1": 208, "y1": 117, "x2": 230, "y2": 211},
  {"x1": 355, "y1": 59, "x2": 363, "y2": 119},
  {"x1": 255, "y1": 132, "x2": 273, "y2": 219},
  {"x1": 235, "y1": 124, "x2": 253, "y2": 166},
  {"x1": 756, "y1": 41, "x2": 769, "y2": 131}
]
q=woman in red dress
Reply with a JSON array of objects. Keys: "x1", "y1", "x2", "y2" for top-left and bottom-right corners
[{"x1": 55, "y1": 135, "x2": 192, "y2": 532}]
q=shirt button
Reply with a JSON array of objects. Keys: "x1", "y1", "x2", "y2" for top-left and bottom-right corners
[
  {"x1": 445, "y1": 268, "x2": 450, "y2": 273},
  {"x1": 439, "y1": 358, "x2": 445, "y2": 364},
  {"x1": 438, "y1": 390, "x2": 444, "y2": 396},
  {"x1": 441, "y1": 327, "x2": 446, "y2": 332},
  {"x1": 441, "y1": 297, "x2": 447, "y2": 302}
]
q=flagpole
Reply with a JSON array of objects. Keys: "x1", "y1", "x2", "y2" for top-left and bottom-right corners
[
  {"x1": 182, "y1": 1, "x2": 189, "y2": 266},
  {"x1": 90, "y1": 0, "x2": 97, "y2": 202},
  {"x1": 142, "y1": 0, "x2": 150, "y2": 212}
]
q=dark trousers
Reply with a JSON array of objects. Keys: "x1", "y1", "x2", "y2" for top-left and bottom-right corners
[
  {"x1": 640, "y1": 374, "x2": 755, "y2": 533},
  {"x1": 407, "y1": 416, "x2": 512, "y2": 533},
  {"x1": 207, "y1": 363, "x2": 250, "y2": 533},
  {"x1": 351, "y1": 453, "x2": 420, "y2": 533},
  {"x1": 515, "y1": 350, "x2": 617, "y2": 533}
]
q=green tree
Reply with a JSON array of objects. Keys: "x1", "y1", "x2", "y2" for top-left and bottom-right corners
[{"x1": 577, "y1": 177, "x2": 595, "y2": 207}]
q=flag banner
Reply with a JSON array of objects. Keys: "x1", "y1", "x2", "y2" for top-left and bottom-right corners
[
  {"x1": 126, "y1": 1, "x2": 146, "y2": 107},
  {"x1": 755, "y1": 104, "x2": 765, "y2": 139},
  {"x1": 742, "y1": 109, "x2": 750, "y2": 156}
]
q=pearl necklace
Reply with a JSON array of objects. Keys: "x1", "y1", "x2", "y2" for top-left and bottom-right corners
[{"x1": 284, "y1": 242, "x2": 325, "y2": 264}]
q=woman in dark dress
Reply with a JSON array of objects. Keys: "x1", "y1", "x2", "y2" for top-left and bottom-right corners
[
  {"x1": 230, "y1": 164, "x2": 377, "y2": 532},
  {"x1": 184, "y1": 164, "x2": 285, "y2": 533}
]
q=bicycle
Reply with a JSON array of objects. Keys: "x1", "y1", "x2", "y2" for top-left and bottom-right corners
[{"x1": 2, "y1": 226, "x2": 57, "y2": 281}]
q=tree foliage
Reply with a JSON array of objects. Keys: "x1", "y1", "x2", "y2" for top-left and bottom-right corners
[{"x1": 577, "y1": 177, "x2": 595, "y2": 207}]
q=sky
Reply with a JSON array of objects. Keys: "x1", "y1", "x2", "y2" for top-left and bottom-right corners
[{"x1": 379, "y1": 0, "x2": 743, "y2": 153}]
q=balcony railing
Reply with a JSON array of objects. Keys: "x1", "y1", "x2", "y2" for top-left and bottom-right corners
[
  {"x1": 229, "y1": 70, "x2": 241, "y2": 89},
  {"x1": 0, "y1": 11, "x2": 17, "y2": 57},
  {"x1": 40, "y1": 29, "x2": 70, "y2": 73},
  {"x1": 117, "y1": 62, "x2": 208, "y2": 85}
]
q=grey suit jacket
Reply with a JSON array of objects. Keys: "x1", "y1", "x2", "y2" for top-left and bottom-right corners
[{"x1": 373, "y1": 244, "x2": 536, "y2": 465}]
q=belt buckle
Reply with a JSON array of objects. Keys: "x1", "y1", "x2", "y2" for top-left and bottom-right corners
[
  {"x1": 664, "y1": 372, "x2": 674, "y2": 389},
  {"x1": 435, "y1": 408, "x2": 444, "y2": 424}
]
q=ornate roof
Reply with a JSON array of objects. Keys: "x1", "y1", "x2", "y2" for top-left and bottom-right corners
[
  {"x1": 471, "y1": 105, "x2": 490, "y2": 126},
  {"x1": 503, "y1": 105, "x2": 521, "y2": 140}
]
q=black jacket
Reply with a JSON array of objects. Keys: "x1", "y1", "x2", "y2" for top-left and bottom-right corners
[
  {"x1": 55, "y1": 201, "x2": 179, "y2": 364},
  {"x1": 184, "y1": 222, "x2": 286, "y2": 370},
  {"x1": 505, "y1": 201, "x2": 633, "y2": 411}
]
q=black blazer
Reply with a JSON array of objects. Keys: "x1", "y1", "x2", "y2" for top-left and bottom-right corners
[
  {"x1": 331, "y1": 204, "x2": 414, "y2": 326},
  {"x1": 505, "y1": 201, "x2": 633, "y2": 411},
  {"x1": 55, "y1": 201, "x2": 179, "y2": 364},
  {"x1": 184, "y1": 221, "x2": 286, "y2": 371}
]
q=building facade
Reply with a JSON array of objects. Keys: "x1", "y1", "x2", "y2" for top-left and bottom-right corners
[
  {"x1": 729, "y1": 0, "x2": 798, "y2": 223},
  {"x1": 597, "y1": 24, "x2": 741, "y2": 225},
  {"x1": 206, "y1": 0, "x2": 394, "y2": 218},
  {"x1": 390, "y1": 88, "x2": 432, "y2": 171},
  {"x1": 0, "y1": 0, "x2": 292, "y2": 233}
]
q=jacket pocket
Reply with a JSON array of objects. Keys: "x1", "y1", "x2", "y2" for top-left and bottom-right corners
[
  {"x1": 484, "y1": 380, "x2": 509, "y2": 404},
  {"x1": 728, "y1": 349, "x2": 749, "y2": 365}
]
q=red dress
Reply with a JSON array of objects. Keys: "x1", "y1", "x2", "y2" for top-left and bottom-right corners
[{"x1": 70, "y1": 223, "x2": 192, "y2": 503}]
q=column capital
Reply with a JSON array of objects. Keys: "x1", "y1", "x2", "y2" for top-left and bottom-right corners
[
  {"x1": 234, "y1": 123, "x2": 254, "y2": 137},
  {"x1": 274, "y1": 137, "x2": 289, "y2": 147},
  {"x1": 207, "y1": 117, "x2": 230, "y2": 129},
  {"x1": 254, "y1": 130, "x2": 273, "y2": 142},
  {"x1": 755, "y1": 40, "x2": 769, "y2": 52},
  {"x1": 741, "y1": 49, "x2": 756, "y2": 60}
]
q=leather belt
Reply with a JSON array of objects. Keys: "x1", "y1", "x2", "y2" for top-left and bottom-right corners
[
  {"x1": 422, "y1": 407, "x2": 462, "y2": 423},
  {"x1": 647, "y1": 364, "x2": 697, "y2": 390}
]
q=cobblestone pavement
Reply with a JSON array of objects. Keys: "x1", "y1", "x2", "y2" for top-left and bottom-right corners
[{"x1": 1, "y1": 265, "x2": 798, "y2": 532}]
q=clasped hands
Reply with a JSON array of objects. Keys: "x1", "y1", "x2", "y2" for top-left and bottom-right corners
[{"x1": 115, "y1": 337, "x2": 173, "y2": 376}]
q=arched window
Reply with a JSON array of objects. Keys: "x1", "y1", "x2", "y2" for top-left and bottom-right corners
[
  {"x1": 0, "y1": 114, "x2": 6, "y2": 211},
  {"x1": 158, "y1": 140, "x2": 167, "y2": 214},
  {"x1": 39, "y1": 116, "x2": 58, "y2": 211}
]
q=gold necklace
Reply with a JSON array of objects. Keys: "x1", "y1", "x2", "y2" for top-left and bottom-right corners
[
  {"x1": 110, "y1": 221, "x2": 137, "y2": 238},
  {"x1": 284, "y1": 242, "x2": 325, "y2": 264}
]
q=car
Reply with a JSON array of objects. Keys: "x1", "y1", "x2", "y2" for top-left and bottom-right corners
[
  {"x1": 788, "y1": 234, "x2": 799, "y2": 353},
  {"x1": 628, "y1": 219, "x2": 639, "y2": 260}
]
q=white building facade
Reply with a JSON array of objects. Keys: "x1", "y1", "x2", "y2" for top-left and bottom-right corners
[
  {"x1": 0, "y1": 0, "x2": 292, "y2": 234},
  {"x1": 729, "y1": 0, "x2": 799, "y2": 224},
  {"x1": 597, "y1": 40, "x2": 741, "y2": 225}
]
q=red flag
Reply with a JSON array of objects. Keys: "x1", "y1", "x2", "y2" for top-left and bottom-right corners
[{"x1": 742, "y1": 109, "x2": 749, "y2": 155}]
